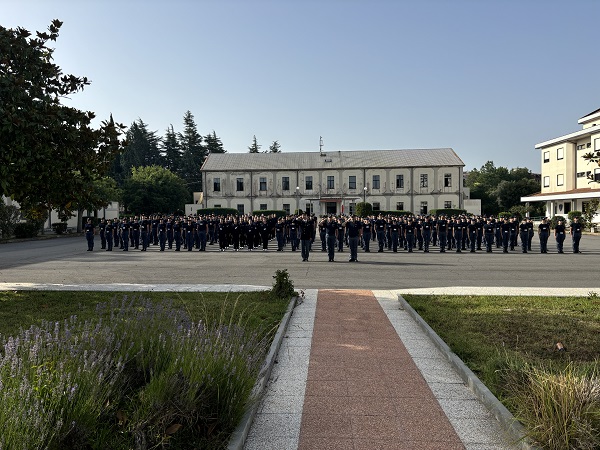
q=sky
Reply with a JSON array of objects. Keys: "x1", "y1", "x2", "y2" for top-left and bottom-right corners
[{"x1": 3, "y1": 0, "x2": 599, "y2": 172}]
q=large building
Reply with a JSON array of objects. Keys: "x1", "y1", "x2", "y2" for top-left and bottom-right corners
[
  {"x1": 522, "y1": 108, "x2": 600, "y2": 218},
  {"x1": 200, "y1": 148, "x2": 468, "y2": 216}
]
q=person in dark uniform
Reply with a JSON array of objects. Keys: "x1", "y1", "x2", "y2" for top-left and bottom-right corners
[
  {"x1": 555, "y1": 219, "x2": 566, "y2": 253},
  {"x1": 131, "y1": 218, "x2": 140, "y2": 249},
  {"x1": 475, "y1": 217, "x2": 484, "y2": 250},
  {"x1": 390, "y1": 219, "x2": 400, "y2": 252},
  {"x1": 299, "y1": 214, "x2": 313, "y2": 261},
  {"x1": 362, "y1": 218, "x2": 372, "y2": 252},
  {"x1": 151, "y1": 216, "x2": 159, "y2": 246},
  {"x1": 494, "y1": 217, "x2": 502, "y2": 248},
  {"x1": 325, "y1": 216, "x2": 338, "y2": 262},
  {"x1": 538, "y1": 217, "x2": 550, "y2": 253},
  {"x1": 98, "y1": 219, "x2": 106, "y2": 249},
  {"x1": 336, "y1": 218, "x2": 345, "y2": 252},
  {"x1": 375, "y1": 214, "x2": 386, "y2": 252},
  {"x1": 483, "y1": 218, "x2": 495, "y2": 252},
  {"x1": 185, "y1": 218, "x2": 194, "y2": 251},
  {"x1": 405, "y1": 219, "x2": 415, "y2": 252},
  {"x1": 158, "y1": 218, "x2": 167, "y2": 251},
  {"x1": 518, "y1": 218, "x2": 529, "y2": 253},
  {"x1": 453, "y1": 218, "x2": 463, "y2": 253},
  {"x1": 84, "y1": 218, "x2": 95, "y2": 251},
  {"x1": 105, "y1": 219, "x2": 114, "y2": 251},
  {"x1": 509, "y1": 217, "x2": 518, "y2": 251},
  {"x1": 121, "y1": 218, "x2": 130, "y2": 251},
  {"x1": 527, "y1": 218, "x2": 534, "y2": 251},
  {"x1": 500, "y1": 218, "x2": 510, "y2": 253},
  {"x1": 467, "y1": 218, "x2": 478, "y2": 252},
  {"x1": 166, "y1": 218, "x2": 174, "y2": 249},
  {"x1": 422, "y1": 217, "x2": 432, "y2": 252},
  {"x1": 289, "y1": 218, "x2": 298, "y2": 252},
  {"x1": 259, "y1": 217, "x2": 270, "y2": 251},
  {"x1": 275, "y1": 218, "x2": 285, "y2": 251},
  {"x1": 346, "y1": 216, "x2": 362, "y2": 262},
  {"x1": 197, "y1": 216, "x2": 208, "y2": 251},
  {"x1": 173, "y1": 219, "x2": 182, "y2": 251},
  {"x1": 218, "y1": 218, "x2": 227, "y2": 251},
  {"x1": 231, "y1": 218, "x2": 241, "y2": 251},
  {"x1": 140, "y1": 216, "x2": 149, "y2": 251},
  {"x1": 570, "y1": 216, "x2": 583, "y2": 253},
  {"x1": 436, "y1": 216, "x2": 447, "y2": 252},
  {"x1": 318, "y1": 217, "x2": 327, "y2": 251}
]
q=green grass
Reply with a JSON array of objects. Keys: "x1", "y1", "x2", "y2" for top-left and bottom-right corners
[
  {"x1": 404, "y1": 294, "x2": 600, "y2": 450},
  {"x1": 0, "y1": 290, "x2": 288, "y2": 339}
]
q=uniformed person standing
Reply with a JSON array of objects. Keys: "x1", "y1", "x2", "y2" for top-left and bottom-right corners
[
  {"x1": 422, "y1": 217, "x2": 432, "y2": 252},
  {"x1": 570, "y1": 216, "x2": 583, "y2": 253},
  {"x1": 98, "y1": 219, "x2": 106, "y2": 249},
  {"x1": 519, "y1": 218, "x2": 529, "y2": 253},
  {"x1": 375, "y1": 214, "x2": 386, "y2": 252},
  {"x1": 362, "y1": 218, "x2": 372, "y2": 252},
  {"x1": 500, "y1": 218, "x2": 510, "y2": 253},
  {"x1": 131, "y1": 217, "x2": 140, "y2": 249},
  {"x1": 346, "y1": 216, "x2": 362, "y2": 262},
  {"x1": 436, "y1": 216, "x2": 448, "y2": 252},
  {"x1": 299, "y1": 214, "x2": 313, "y2": 261},
  {"x1": 84, "y1": 218, "x2": 95, "y2": 251},
  {"x1": 158, "y1": 218, "x2": 167, "y2": 251},
  {"x1": 467, "y1": 218, "x2": 478, "y2": 252},
  {"x1": 555, "y1": 219, "x2": 566, "y2": 253},
  {"x1": 325, "y1": 216, "x2": 338, "y2": 262},
  {"x1": 390, "y1": 219, "x2": 400, "y2": 252},
  {"x1": 173, "y1": 219, "x2": 182, "y2": 251},
  {"x1": 483, "y1": 218, "x2": 495, "y2": 252},
  {"x1": 538, "y1": 217, "x2": 550, "y2": 253},
  {"x1": 105, "y1": 219, "x2": 114, "y2": 251},
  {"x1": 121, "y1": 218, "x2": 130, "y2": 251},
  {"x1": 275, "y1": 218, "x2": 285, "y2": 251}
]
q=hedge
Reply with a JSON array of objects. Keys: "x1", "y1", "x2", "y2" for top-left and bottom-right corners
[
  {"x1": 251, "y1": 210, "x2": 287, "y2": 218},
  {"x1": 373, "y1": 210, "x2": 414, "y2": 217},
  {"x1": 14, "y1": 221, "x2": 42, "y2": 238},
  {"x1": 429, "y1": 208, "x2": 467, "y2": 216}
]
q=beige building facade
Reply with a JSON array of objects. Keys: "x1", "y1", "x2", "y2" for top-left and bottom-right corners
[
  {"x1": 522, "y1": 108, "x2": 600, "y2": 219},
  {"x1": 200, "y1": 149, "x2": 466, "y2": 216}
]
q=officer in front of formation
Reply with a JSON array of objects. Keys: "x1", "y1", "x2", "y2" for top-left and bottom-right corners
[
  {"x1": 325, "y1": 216, "x2": 338, "y2": 262},
  {"x1": 483, "y1": 218, "x2": 495, "y2": 252},
  {"x1": 299, "y1": 213, "x2": 314, "y2": 261},
  {"x1": 375, "y1": 214, "x2": 386, "y2": 252},
  {"x1": 345, "y1": 216, "x2": 362, "y2": 262},
  {"x1": 518, "y1": 218, "x2": 529, "y2": 253},
  {"x1": 84, "y1": 218, "x2": 95, "y2": 251},
  {"x1": 570, "y1": 216, "x2": 583, "y2": 253},
  {"x1": 554, "y1": 219, "x2": 566, "y2": 253},
  {"x1": 538, "y1": 217, "x2": 550, "y2": 253}
]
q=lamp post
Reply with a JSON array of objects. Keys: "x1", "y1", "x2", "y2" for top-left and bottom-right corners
[
  {"x1": 296, "y1": 186, "x2": 300, "y2": 213},
  {"x1": 363, "y1": 186, "x2": 367, "y2": 203}
]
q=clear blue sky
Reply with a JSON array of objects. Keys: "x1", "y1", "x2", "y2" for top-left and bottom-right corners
[{"x1": 3, "y1": 0, "x2": 599, "y2": 172}]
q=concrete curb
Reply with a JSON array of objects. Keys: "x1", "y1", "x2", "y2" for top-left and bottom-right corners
[
  {"x1": 227, "y1": 295, "x2": 299, "y2": 450},
  {"x1": 397, "y1": 295, "x2": 539, "y2": 450}
]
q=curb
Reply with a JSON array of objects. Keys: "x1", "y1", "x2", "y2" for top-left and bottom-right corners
[
  {"x1": 397, "y1": 295, "x2": 539, "y2": 450},
  {"x1": 227, "y1": 295, "x2": 299, "y2": 450}
]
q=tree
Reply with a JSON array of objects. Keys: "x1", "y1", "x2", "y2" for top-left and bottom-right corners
[
  {"x1": 205, "y1": 130, "x2": 226, "y2": 154},
  {"x1": 121, "y1": 119, "x2": 163, "y2": 171},
  {"x1": 0, "y1": 201, "x2": 21, "y2": 239},
  {"x1": 248, "y1": 135, "x2": 261, "y2": 153},
  {"x1": 178, "y1": 111, "x2": 206, "y2": 193},
  {"x1": 355, "y1": 202, "x2": 373, "y2": 218},
  {"x1": 494, "y1": 178, "x2": 539, "y2": 212},
  {"x1": 269, "y1": 140, "x2": 281, "y2": 153},
  {"x1": 583, "y1": 198, "x2": 599, "y2": 230},
  {"x1": 161, "y1": 124, "x2": 182, "y2": 174},
  {"x1": 0, "y1": 20, "x2": 125, "y2": 220},
  {"x1": 122, "y1": 166, "x2": 189, "y2": 215}
]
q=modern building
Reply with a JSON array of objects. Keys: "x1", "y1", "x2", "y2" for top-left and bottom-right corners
[
  {"x1": 521, "y1": 108, "x2": 600, "y2": 219},
  {"x1": 200, "y1": 148, "x2": 467, "y2": 216}
]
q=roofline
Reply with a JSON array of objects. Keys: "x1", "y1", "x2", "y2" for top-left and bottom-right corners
[
  {"x1": 534, "y1": 126, "x2": 600, "y2": 149},
  {"x1": 579, "y1": 108, "x2": 600, "y2": 124},
  {"x1": 521, "y1": 190, "x2": 600, "y2": 202}
]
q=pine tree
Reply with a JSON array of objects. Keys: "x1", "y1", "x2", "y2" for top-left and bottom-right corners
[
  {"x1": 205, "y1": 130, "x2": 226, "y2": 154},
  {"x1": 248, "y1": 135, "x2": 261, "y2": 153},
  {"x1": 179, "y1": 110, "x2": 206, "y2": 193},
  {"x1": 269, "y1": 140, "x2": 281, "y2": 153},
  {"x1": 162, "y1": 124, "x2": 182, "y2": 173},
  {"x1": 119, "y1": 119, "x2": 163, "y2": 184}
]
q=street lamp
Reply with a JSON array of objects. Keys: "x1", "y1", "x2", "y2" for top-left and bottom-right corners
[
  {"x1": 296, "y1": 186, "x2": 300, "y2": 213},
  {"x1": 363, "y1": 186, "x2": 367, "y2": 203}
]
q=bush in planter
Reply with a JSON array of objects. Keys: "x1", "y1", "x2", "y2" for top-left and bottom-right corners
[
  {"x1": 52, "y1": 222, "x2": 68, "y2": 234},
  {"x1": 550, "y1": 215, "x2": 566, "y2": 229}
]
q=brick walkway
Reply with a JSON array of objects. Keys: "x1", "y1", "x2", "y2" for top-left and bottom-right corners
[{"x1": 297, "y1": 289, "x2": 465, "y2": 450}]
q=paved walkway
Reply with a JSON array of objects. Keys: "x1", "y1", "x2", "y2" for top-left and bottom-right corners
[{"x1": 245, "y1": 289, "x2": 518, "y2": 450}]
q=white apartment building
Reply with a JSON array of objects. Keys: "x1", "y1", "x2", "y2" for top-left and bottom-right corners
[
  {"x1": 522, "y1": 108, "x2": 600, "y2": 219},
  {"x1": 200, "y1": 149, "x2": 466, "y2": 216}
]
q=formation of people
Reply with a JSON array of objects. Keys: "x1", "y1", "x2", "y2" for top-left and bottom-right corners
[{"x1": 83, "y1": 213, "x2": 585, "y2": 259}]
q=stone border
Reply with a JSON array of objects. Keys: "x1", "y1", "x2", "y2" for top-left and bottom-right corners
[
  {"x1": 227, "y1": 295, "x2": 299, "y2": 450},
  {"x1": 397, "y1": 295, "x2": 539, "y2": 450}
]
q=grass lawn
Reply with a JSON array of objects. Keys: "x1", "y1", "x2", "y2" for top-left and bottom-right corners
[
  {"x1": 0, "y1": 290, "x2": 289, "y2": 339},
  {"x1": 404, "y1": 294, "x2": 600, "y2": 450}
]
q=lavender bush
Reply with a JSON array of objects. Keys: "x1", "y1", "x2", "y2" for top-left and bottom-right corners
[{"x1": 0, "y1": 295, "x2": 271, "y2": 449}]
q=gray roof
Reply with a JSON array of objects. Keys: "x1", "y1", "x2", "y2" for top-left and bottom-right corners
[{"x1": 201, "y1": 148, "x2": 464, "y2": 172}]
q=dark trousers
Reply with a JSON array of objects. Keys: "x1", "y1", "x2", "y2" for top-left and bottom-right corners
[
  {"x1": 363, "y1": 232, "x2": 371, "y2": 251},
  {"x1": 423, "y1": 231, "x2": 430, "y2": 251},
  {"x1": 539, "y1": 232, "x2": 549, "y2": 253},
  {"x1": 327, "y1": 235, "x2": 336, "y2": 260},
  {"x1": 556, "y1": 233, "x2": 565, "y2": 252},
  {"x1": 438, "y1": 232, "x2": 447, "y2": 252},
  {"x1": 377, "y1": 231, "x2": 385, "y2": 251},
  {"x1": 86, "y1": 232, "x2": 94, "y2": 250},
  {"x1": 301, "y1": 239, "x2": 311, "y2": 260},
  {"x1": 520, "y1": 231, "x2": 528, "y2": 252},
  {"x1": 349, "y1": 236, "x2": 359, "y2": 260},
  {"x1": 572, "y1": 233, "x2": 581, "y2": 253}
]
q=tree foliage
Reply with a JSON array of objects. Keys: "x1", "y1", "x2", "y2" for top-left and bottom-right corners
[
  {"x1": 248, "y1": 135, "x2": 260, "y2": 153},
  {"x1": 122, "y1": 166, "x2": 188, "y2": 215},
  {"x1": 0, "y1": 201, "x2": 21, "y2": 239},
  {"x1": 355, "y1": 202, "x2": 372, "y2": 218},
  {"x1": 269, "y1": 140, "x2": 281, "y2": 153},
  {"x1": 466, "y1": 161, "x2": 541, "y2": 215},
  {"x1": 0, "y1": 20, "x2": 125, "y2": 220},
  {"x1": 161, "y1": 124, "x2": 181, "y2": 174},
  {"x1": 205, "y1": 130, "x2": 226, "y2": 154},
  {"x1": 178, "y1": 111, "x2": 206, "y2": 193}
]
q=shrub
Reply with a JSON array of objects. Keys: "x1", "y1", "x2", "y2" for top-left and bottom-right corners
[
  {"x1": 355, "y1": 202, "x2": 372, "y2": 218},
  {"x1": 0, "y1": 202, "x2": 21, "y2": 239},
  {"x1": 14, "y1": 220, "x2": 42, "y2": 238},
  {"x1": 551, "y1": 215, "x2": 566, "y2": 229},
  {"x1": 430, "y1": 208, "x2": 467, "y2": 217},
  {"x1": 0, "y1": 296, "x2": 271, "y2": 449},
  {"x1": 197, "y1": 207, "x2": 238, "y2": 217},
  {"x1": 271, "y1": 269, "x2": 295, "y2": 300},
  {"x1": 251, "y1": 209, "x2": 287, "y2": 218},
  {"x1": 51, "y1": 222, "x2": 68, "y2": 234}
]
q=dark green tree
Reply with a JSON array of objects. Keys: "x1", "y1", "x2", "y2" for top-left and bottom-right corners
[
  {"x1": 122, "y1": 166, "x2": 189, "y2": 214},
  {"x1": 205, "y1": 130, "x2": 226, "y2": 154},
  {"x1": 0, "y1": 20, "x2": 125, "y2": 220},
  {"x1": 355, "y1": 202, "x2": 373, "y2": 218},
  {"x1": 119, "y1": 119, "x2": 163, "y2": 174},
  {"x1": 179, "y1": 111, "x2": 206, "y2": 193},
  {"x1": 248, "y1": 135, "x2": 261, "y2": 153},
  {"x1": 495, "y1": 178, "x2": 539, "y2": 211},
  {"x1": 269, "y1": 140, "x2": 281, "y2": 153},
  {"x1": 162, "y1": 124, "x2": 182, "y2": 173}
]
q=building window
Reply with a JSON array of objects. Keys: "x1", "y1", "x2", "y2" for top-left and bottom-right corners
[
  {"x1": 348, "y1": 203, "x2": 355, "y2": 215},
  {"x1": 557, "y1": 174, "x2": 564, "y2": 186},
  {"x1": 214, "y1": 204, "x2": 221, "y2": 208},
  {"x1": 420, "y1": 174, "x2": 428, "y2": 188},
  {"x1": 420, "y1": 201, "x2": 428, "y2": 214},
  {"x1": 396, "y1": 202, "x2": 404, "y2": 211},
  {"x1": 237, "y1": 204, "x2": 244, "y2": 215},
  {"x1": 348, "y1": 176, "x2": 356, "y2": 190},
  {"x1": 305, "y1": 176, "x2": 313, "y2": 190},
  {"x1": 543, "y1": 176, "x2": 550, "y2": 187},
  {"x1": 372, "y1": 202, "x2": 380, "y2": 211},
  {"x1": 595, "y1": 169, "x2": 600, "y2": 182},
  {"x1": 213, "y1": 177, "x2": 221, "y2": 192},
  {"x1": 557, "y1": 148, "x2": 564, "y2": 160},
  {"x1": 396, "y1": 174, "x2": 404, "y2": 189},
  {"x1": 282, "y1": 176, "x2": 290, "y2": 191},
  {"x1": 444, "y1": 201, "x2": 452, "y2": 208},
  {"x1": 259, "y1": 204, "x2": 267, "y2": 210},
  {"x1": 595, "y1": 138, "x2": 600, "y2": 151},
  {"x1": 283, "y1": 203, "x2": 290, "y2": 214},
  {"x1": 327, "y1": 175, "x2": 335, "y2": 189},
  {"x1": 543, "y1": 151, "x2": 550, "y2": 163},
  {"x1": 372, "y1": 175, "x2": 380, "y2": 190},
  {"x1": 259, "y1": 177, "x2": 267, "y2": 191},
  {"x1": 444, "y1": 173, "x2": 452, "y2": 188},
  {"x1": 236, "y1": 178, "x2": 244, "y2": 191}
]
